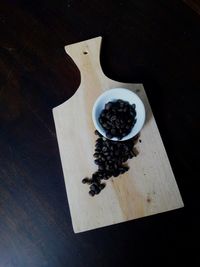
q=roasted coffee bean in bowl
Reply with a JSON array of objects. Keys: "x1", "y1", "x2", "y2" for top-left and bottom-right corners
[{"x1": 92, "y1": 88, "x2": 145, "y2": 141}]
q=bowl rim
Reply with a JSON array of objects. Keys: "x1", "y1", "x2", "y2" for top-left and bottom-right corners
[{"x1": 92, "y1": 88, "x2": 145, "y2": 141}]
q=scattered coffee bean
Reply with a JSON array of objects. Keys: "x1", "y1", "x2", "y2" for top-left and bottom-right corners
[
  {"x1": 95, "y1": 187, "x2": 101, "y2": 194},
  {"x1": 129, "y1": 150, "x2": 136, "y2": 158},
  {"x1": 94, "y1": 159, "x2": 99, "y2": 165},
  {"x1": 99, "y1": 165, "x2": 104, "y2": 171},
  {"x1": 102, "y1": 146, "x2": 107, "y2": 152},
  {"x1": 99, "y1": 183, "x2": 106, "y2": 190},
  {"x1": 82, "y1": 177, "x2": 93, "y2": 185},
  {"x1": 89, "y1": 190, "x2": 95, "y2": 197},
  {"x1": 95, "y1": 129, "x2": 102, "y2": 136},
  {"x1": 92, "y1": 172, "x2": 98, "y2": 179},
  {"x1": 82, "y1": 130, "x2": 140, "y2": 196},
  {"x1": 90, "y1": 183, "x2": 98, "y2": 191},
  {"x1": 82, "y1": 177, "x2": 89, "y2": 184}
]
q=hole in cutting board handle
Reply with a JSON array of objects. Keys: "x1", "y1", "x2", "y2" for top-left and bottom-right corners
[{"x1": 83, "y1": 51, "x2": 88, "y2": 55}]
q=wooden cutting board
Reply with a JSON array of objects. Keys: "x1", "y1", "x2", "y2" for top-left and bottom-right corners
[{"x1": 53, "y1": 37, "x2": 184, "y2": 233}]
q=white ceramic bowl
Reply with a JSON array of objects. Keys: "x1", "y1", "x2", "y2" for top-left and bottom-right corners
[{"x1": 92, "y1": 88, "x2": 145, "y2": 141}]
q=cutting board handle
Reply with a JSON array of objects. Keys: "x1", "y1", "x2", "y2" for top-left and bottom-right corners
[{"x1": 64, "y1": 36, "x2": 105, "y2": 82}]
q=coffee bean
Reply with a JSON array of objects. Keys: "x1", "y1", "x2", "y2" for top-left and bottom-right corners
[
  {"x1": 114, "y1": 150, "x2": 119, "y2": 156},
  {"x1": 105, "y1": 113, "x2": 111, "y2": 119},
  {"x1": 98, "y1": 172, "x2": 103, "y2": 178},
  {"x1": 132, "y1": 104, "x2": 136, "y2": 109},
  {"x1": 105, "y1": 164, "x2": 110, "y2": 170},
  {"x1": 99, "y1": 183, "x2": 106, "y2": 190},
  {"x1": 95, "y1": 187, "x2": 101, "y2": 194},
  {"x1": 89, "y1": 190, "x2": 95, "y2": 196},
  {"x1": 95, "y1": 141, "x2": 101, "y2": 146},
  {"x1": 95, "y1": 143, "x2": 100, "y2": 148},
  {"x1": 110, "y1": 115, "x2": 117, "y2": 122},
  {"x1": 99, "y1": 165, "x2": 104, "y2": 171},
  {"x1": 99, "y1": 118, "x2": 103, "y2": 124},
  {"x1": 110, "y1": 145, "x2": 114, "y2": 151},
  {"x1": 82, "y1": 177, "x2": 89, "y2": 184},
  {"x1": 119, "y1": 168, "x2": 125, "y2": 174},
  {"x1": 124, "y1": 145, "x2": 129, "y2": 152},
  {"x1": 130, "y1": 150, "x2": 136, "y2": 157},
  {"x1": 113, "y1": 171, "x2": 120, "y2": 177},
  {"x1": 123, "y1": 166, "x2": 129, "y2": 172},
  {"x1": 90, "y1": 184, "x2": 97, "y2": 191},
  {"x1": 109, "y1": 151, "x2": 114, "y2": 157},
  {"x1": 94, "y1": 130, "x2": 102, "y2": 136},
  {"x1": 102, "y1": 123, "x2": 107, "y2": 128},
  {"x1": 94, "y1": 159, "x2": 99, "y2": 165},
  {"x1": 106, "y1": 133, "x2": 113, "y2": 139},
  {"x1": 111, "y1": 106, "x2": 117, "y2": 112},
  {"x1": 101, "y1": 110, "x2": 106, "y2": 117},
  {"x1": 102, "y1": 146, "x2": 107, "y2": 152},
  {"x1": 105, "y1": 102, "x2": 112, "y2": 110},
  {"x1": 111, "y1": 128, "x2": 116, "y2": 135},
  {"x1": 92, "y1": 173, "x2": 99, "y2": 179},
  {"x1": 114, "y1": 163, "x2": 118, "y2": 169}
]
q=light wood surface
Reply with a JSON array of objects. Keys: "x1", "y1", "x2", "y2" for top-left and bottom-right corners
[{"x1": 53, "y1": 37, "x2": 184, "y2": 233}]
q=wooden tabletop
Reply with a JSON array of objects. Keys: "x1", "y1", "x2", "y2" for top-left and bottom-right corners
[{"x1": 0, "y1": 1, "x2": 199, "y2": 266}]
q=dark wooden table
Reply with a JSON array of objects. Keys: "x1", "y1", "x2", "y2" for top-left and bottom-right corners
[{"x1": 0, "y1": 1, "x2": 199, "y2": 266}]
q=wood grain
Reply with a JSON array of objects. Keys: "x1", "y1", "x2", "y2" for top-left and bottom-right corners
[{"x1": 53, "y1": 37, "x2": 183, "y2": 233}]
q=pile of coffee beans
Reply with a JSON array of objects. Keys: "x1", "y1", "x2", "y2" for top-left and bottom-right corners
[
  {"x1": 98, "y1": 99, "x2": 137, "y2": 140},
  {"x1": 82, "y1": 130, "x2": 138, "y2": 196}
]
